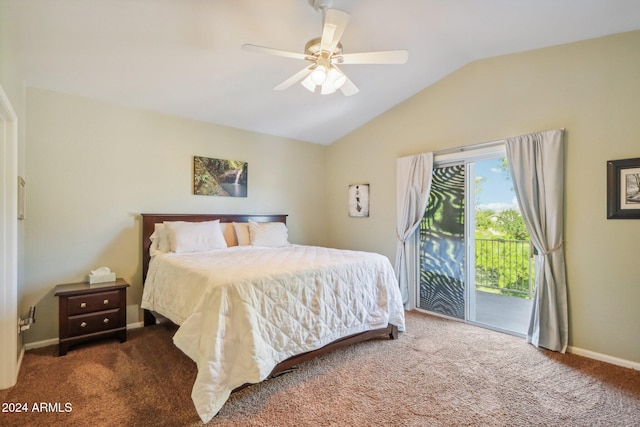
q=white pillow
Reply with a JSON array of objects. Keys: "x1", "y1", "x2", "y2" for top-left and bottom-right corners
[
  {"x1": 233, "y1": 222, "x2": 251, "y2": 246},
  {"x1": 149, "y1": 223, "x2": 171, "y2": 256},
  {"x1": 149, "y1": 232, "x2": 160, "y2": 256},
  {"x1": 248, "y1": 220, "x2": 289, "y2": 247},
  {"x1": 163, "y1": 220, "x2": 228, "y2": 253}
]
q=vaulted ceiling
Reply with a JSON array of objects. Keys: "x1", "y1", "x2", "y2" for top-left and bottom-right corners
[{"x1": 5, "y1": 0, "x2": 640, "y2": 144}]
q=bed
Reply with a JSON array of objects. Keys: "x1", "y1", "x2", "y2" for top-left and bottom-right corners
[{"x1": 140, "y1": 213, "x2": 405, "y2": 423}]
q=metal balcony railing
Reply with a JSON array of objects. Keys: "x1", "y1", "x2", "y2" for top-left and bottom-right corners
[{"x1": 475, "y1": 238, "x2": 534, "y2": 299}]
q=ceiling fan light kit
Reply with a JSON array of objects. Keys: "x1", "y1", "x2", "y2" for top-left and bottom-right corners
[
  {"x1": 242, "y1": 0, "x2": 408, "y2": 96},
  {"x1": 304, "y1": 65, "x2": 345, "y2": 95}
]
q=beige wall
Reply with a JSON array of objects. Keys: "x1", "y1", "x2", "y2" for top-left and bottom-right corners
[
  {"x1": 23, "y1": 88, "x2": 327, "y2": 344},
  {"x1": 327, "y1": 30, "x2": 640, "y2": 364}
]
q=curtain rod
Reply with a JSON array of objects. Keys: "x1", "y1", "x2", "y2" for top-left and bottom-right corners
[
  {"x1": 432, "y1": 128, "x2": 565, "y2": 156},
  {"x1": 433, "y1": 138, "x2": 505, "y2": 156}
]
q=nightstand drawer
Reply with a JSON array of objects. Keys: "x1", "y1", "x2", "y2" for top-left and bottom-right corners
[
  {"x1": 67, "y1": 290, "x2": 120, "y2": 315},
  {"x1": 68, "y1": 308, "x2": 122, "y2": 337}
]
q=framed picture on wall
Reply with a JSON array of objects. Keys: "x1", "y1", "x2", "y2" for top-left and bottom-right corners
[
  {"x1": 348, "y1": 184, "x2": 369, "y2": 218},
  {"x1": 193, "y1": 156, "x2": 248, "y2": 197},
  {"x1": 607, "y1": 157, "x2": 640, "y2": 219}
]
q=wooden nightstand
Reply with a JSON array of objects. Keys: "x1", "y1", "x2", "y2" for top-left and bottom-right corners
[{"x1": 54, "y1": 277, "x2": 129, "y2": 356}]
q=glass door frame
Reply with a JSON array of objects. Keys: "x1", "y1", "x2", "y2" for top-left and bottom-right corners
[
  {"x1": 416, "y1": 143, "x2": 508, "y2": 326},
  {"x1": 465, "y1": 160, "x2": 476, "y2": 324}
]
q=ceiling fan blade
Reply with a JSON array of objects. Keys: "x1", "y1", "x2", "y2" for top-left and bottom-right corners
[
  {"x1": 331, "y1": 65, "x2": 358, "y2": 96},
  {"x1": 320, "y1": 9, "x2": 350, "y2": 53},
  {"x1": 273, "y1": 65, "x2": 314, "y2": 91},
  {"x1": 242, "y1": 44, "x2": 309, "y2": 61},
  {"x1": 339, "y1": 77, "x2": 359, "y2": 96},
  {"x1": 336, "y1": 50, "x2": 409, "y2": 65}
]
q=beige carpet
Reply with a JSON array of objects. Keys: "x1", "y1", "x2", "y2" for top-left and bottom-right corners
[{"x1": 1, "y1": 311, "x2": 639, "y2": 426}]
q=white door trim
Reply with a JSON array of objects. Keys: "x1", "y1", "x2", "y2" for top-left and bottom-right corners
[{"x1": 0, "y1": 84, "x2": 19, "y2": 389}]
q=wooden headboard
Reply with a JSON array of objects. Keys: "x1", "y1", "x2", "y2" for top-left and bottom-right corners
[{"x1": 141, "y1": 213, "x2": 288, "y2": 281}]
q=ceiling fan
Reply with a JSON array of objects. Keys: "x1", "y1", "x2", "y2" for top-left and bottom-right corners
[{"x1": 242, "y1": 0, "x2": 408, "y2": 96}]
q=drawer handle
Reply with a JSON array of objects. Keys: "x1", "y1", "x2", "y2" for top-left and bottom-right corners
[
  {"x1": 103, "y1": 318, "x2": 110, "y2": 324},
  {"x1": 80, "y1": 322, "x2": 87, "y2": 328},
  {"x1": 103, "y1": 299, "x2": 109, "y2": 305},
  {"x1": 80, "y1": 302, "x2": 87, "y2": 308}
]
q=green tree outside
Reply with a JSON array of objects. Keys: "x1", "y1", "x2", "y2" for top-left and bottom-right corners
[{"x1": 474, "y1": 158, "x2": 534, "y2": 298}]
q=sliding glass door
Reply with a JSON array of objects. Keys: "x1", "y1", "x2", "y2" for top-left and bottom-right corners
[
  {"x1": 419, "y1": 164, "x2": 466, "y2": 319},
  {"x1": 419, "y1": 150, "x2": 534, "y2": 335}
]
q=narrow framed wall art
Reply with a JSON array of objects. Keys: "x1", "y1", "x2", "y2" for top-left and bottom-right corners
[
  {"x1": 348, "y1": 184, "x2": 369, "y2": 218},
  {"x1": 17, "y1": 176, "x2": 25, "y2": 220}
]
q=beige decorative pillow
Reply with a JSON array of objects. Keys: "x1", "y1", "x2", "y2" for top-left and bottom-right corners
[{"x1": 233, "y1": 222, "x2": 251, "y2": 246}]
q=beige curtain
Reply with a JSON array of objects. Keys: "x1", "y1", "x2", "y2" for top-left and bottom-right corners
[
  {"x1": 505, "y1": 129, "x2": 568, "y2": 352},
  {"x1": 395, "y1": 153, "x2": 433, "y2": 309}
]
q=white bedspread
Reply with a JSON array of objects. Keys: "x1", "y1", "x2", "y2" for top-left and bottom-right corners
[{"x1": 141, "y1": 245, "x2": 405, "y2": 423}]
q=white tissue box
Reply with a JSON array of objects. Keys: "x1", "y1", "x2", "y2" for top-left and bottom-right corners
[{"x1": 89, "y1": 272, "x2": 116, "y2": 284}]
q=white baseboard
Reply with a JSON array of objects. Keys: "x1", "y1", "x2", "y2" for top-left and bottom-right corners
[
  {"x1": 24, "y1": 337, "x2": 58, "y2": 351},
  {"x1": 16, "y1": 345, "x2": 25, "y2": 381},
  {"x1": 24, "y1": 321, "x2": 145, "y2": 351},
  {"x1": 127, "y1": 321, "x2": 144, "y2": 330},
  {"x1": 567, "y1": 345, "x2": 640, "y2": 371}
]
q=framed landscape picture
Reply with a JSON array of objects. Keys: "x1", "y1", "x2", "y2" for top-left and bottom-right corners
[
  {"x1": 193, "y1": 156, "x2": 247, "y2": 197},
  {"x1": 607, "y1": 157, "x2": 640, "y2": 219},
  {"x1": 348, "y1": 184, "x2": 369, "y2": 218}
]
